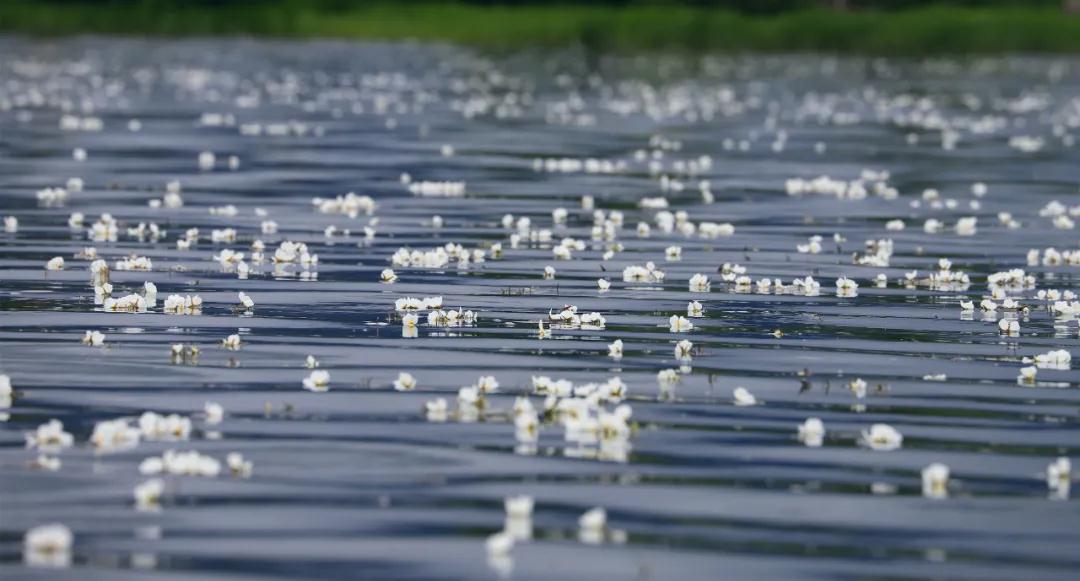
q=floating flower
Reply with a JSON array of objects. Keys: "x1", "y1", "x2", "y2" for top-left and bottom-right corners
[
  {"x1": 608, "y1": 339, "x2": 624, "y2": 359},
  {"x1": 23, "y1": 523, "x2": 72, "y2": 568},
  {"x1": 45, "y1": 256, "x2": 64, "y2": 271},
  {"x1": 1018, "y1": 366, "x2": 1037, "y2": 384},
  {"x1": 675, "y1": 339, "x2": 693, "y2": 360},
  {"x1": 998, "y1": 319, "x2": 1020, "y2": 336},
  {"x1": 204, "y1": 402, "x2": 224, "y2": 424},
  {"x1": 227, "y1": 452, "x2": 253, "y2": 477},
  {"x1": 861, "y1": 423, "x2": 903, "y2": 451},
  {"x1": 91, "y1": 418, "x2": 141, "y2": 452},
  {"x1": 222, "y1": 334, "x2": 242, "y2": 350},
  {"x1": 848, "y1": 378, "x2": 867, "y2": 399},
  {"x1": 669, "y1": 315, "x2": 693, "y2": 333},
  {"x1": 797, "y1": 418, "x2": 825, "y2": 447},
  {"x1": 1047, "y1": 457, "x2": 1071, "y2": 498},
  {"x1": 505, "y1": 495, "x2": 534, "y2": 519},
  {"x1": 733, "y1": 387, "x2": 757, "y2": 406},
  {"x1": 578, "y1": 507, "x2": 606, "y2": 544},
  {"x1": 163, "y1": 294, "x2": 202, "y2": 314},
  {"x1": 835, "y1": 277, "x2": 858, "y2": 296},
  {"x1": 0, "y1": 374, "x2": 12, "y2": 409},
  {"x1": 306, "y1": 355, "x2": 319, "y2": 368},
  {"x1": 380, "y1": 268, "x2": 398, "y2": 283},
  {"x1": 139, "y1": 411, "x2": 192, "y2": 441},
  {"x1": 81, "y1": 330, "x2": 105, "y2": 346},
  {"x1": 424, "y1": 398, "x2": 448, "y2": 421},
  {"x1": 139, "y1": 449, "x2": 220, "y2": 477},
  {"x1": 688, "y1": 273, "x2": 711, "y2": 292},
  {"x1": 25, "y1": 419, "x2": 74, "y2": 451},
  {"x1": 303, "y1": 370, "x2": 330, "y2": 392},
  {"x1": 922, "y1": 463, "x2": 949, "y2": 499},
  {"x1": 475, "y1": 375, "x2": 499, "y2": 393},
  {"x1": 238, "y1": 291, "x2": 255, "y2": 309},
  {"x1": 103, "y1": 293, "x2": 147, "y2": 312},
  {"x1": 687, "y1": 300, "x2": 704, "y2": 317},
  {"x1": 597, "y1": 278, "x2": 611, "y2": 291},
  {"x1": 393, "y1": 372, "x2": 417, "y2": 391},
  {"x1": 134, "y1": 478, "x2": 164, "y2": 510}
]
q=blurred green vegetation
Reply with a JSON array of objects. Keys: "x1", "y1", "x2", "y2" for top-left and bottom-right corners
[{"x1": 2, "y1": 1, "x2": 1080, "y2": 54}]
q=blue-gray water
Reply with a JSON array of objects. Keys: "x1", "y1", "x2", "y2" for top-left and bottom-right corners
[{"x1": 1, "y1": 38, "x2": 1079, "y2": 580}]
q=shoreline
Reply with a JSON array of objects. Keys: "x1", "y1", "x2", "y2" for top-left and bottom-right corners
[{"x1": 3, "y1": 3, "x2": 1080, "y2": 54}]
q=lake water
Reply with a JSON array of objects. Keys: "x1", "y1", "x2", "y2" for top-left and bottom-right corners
[{"x1": 1, "y1": 38, "x2": 1079, "y2": 580}]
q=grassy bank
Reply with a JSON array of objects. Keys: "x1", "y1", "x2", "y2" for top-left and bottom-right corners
[{"x1": 2, "y1": 1, "x2": 1080, "y2": 54}]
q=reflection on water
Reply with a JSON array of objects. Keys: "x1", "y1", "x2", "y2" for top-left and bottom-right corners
[{"x1": 1, "y1": 37, "x2": 1079, "y2": 580}]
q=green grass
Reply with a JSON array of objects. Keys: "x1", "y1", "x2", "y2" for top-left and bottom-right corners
[{"x1": 2, "y1": 1, "x2": 1080, "y2": 54}]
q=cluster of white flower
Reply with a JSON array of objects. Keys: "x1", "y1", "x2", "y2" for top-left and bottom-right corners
[
  {"x1": 548, "y1": 305, "x2": 606, "y2": 329},
  {"x1": 312, "y1": 192, "x2": 376, "y2": 216}
]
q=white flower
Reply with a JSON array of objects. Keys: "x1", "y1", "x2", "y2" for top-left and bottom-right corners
[
  {"x1": 797, "y1": 418, "x2": 825, "y2": 447},
  {"x1": 45, "y1": 256, "x2": 65, "y2": 271},
  {"x1": 669, "y1": 315, "x2": 693, "y2": 333},
  {"x1": 458, "y1": 386, "x2": 482, "y2": 407},
  {"x1": 103, "y1": 293, "x2": 147, "y2": 312},
  {"x1": 25, "y1": 419, "x2": 74, "y2": 451},
  {"x1": 380, "y1": 268, "x2": 398, "y2": 283},
  {"x1": 222, "y1": 334, "x2": 242, "y2": 349},
  {"x1": 537, "y1": 320, "x2": 550, "y2": 339},
  {"x1": 393, "y1": 372, "x2": 417, "y2": 391},
  {"x1": 543, "y1": 265, "x2": 556, "y2": 279},
  {"x1": 303, "y1": 370, "x2": 330, "y2": 392},
  {"x1": 861, "y1": 424, "x2": 903, "y2": 451},
  {"x1": 238, "y1": 292, "x2": 254, "y2": 309},
  {"x1": 835, "y1": 277, "x2": 858, "y2": 296},
  {"x1": 922, "y1": 463, "x2": 949, "y2": 499},
  {"x1": 687, "y1": 300, "x2": 704, "y2": 317},
  {"x1": 675, "y1": 339, "x2": 693, "y2": 359},
  {"x1": 998, "y1": 319, "x2": 1020, "y2": 336},
  {"x1": 91, "y1": 418, "x2": 141, "y2": 452},
  {"x1": 1, "y1": 374, "x2": 12, "y2": 409},
  {"x1": 960, "y1": 300, "x2": 974, "y2": 311},
  {"x1": 476, "y1": 375, "x2": 499, "y2": 393},
  {"x1": 81, "y1": 330, "x2": 105, "y2": 346},
  {"x1": 579, "y1": 507, "x2": 607, "y2": 531},
  {"x1": 163, "y1": 294, "x2": 202, "y2": 314},
  {"x1": 227, "y1": 452, "x2": 253, "y2": 477},
  {"x1": 688, "y1": 273, "x2": 711, "y2": 292},
  {"x1": 139, "y1": 411, "x2": 192, "y2": 441},
  {"x1": 402, "y1": 313, "x2": 419, "y2": 329},
  {"x1": 505, "y1": 495, "x2": 534, "y2": 519},
  {"x1": 665, "y1": 245, "x2": 682, "y2": 261},
  {"x1": 424, "y1": 398, "x2": 448, "y2": 421},
  {"x1": 134, "y1": 478, "x2": 164, "y2": 510},
  {"x1": 515, "y1": 410, "x2": 540, "y2": 443},
  {"x1": 204, "y1": 402, "x2": 224, "y2": 424},
  {"x1": 657, "y1": 369, "x2": 680, "y2": 385},
  {"x1": 597, "y1": 278, "x2": 611, "y2": 291},
  {"x1": 306, "y1": 355, "x2": 319, "y2": 368},
  {"x1": 1047, "y1": 457, "x2": 1071, "y2": 494},
  {"x1": 608, "y1": 339, "x2": 624, "y2": 359},
  {"x1": 141, "y1": 449, "x2": 220, "y2": 477},
  {"x1": 3, "y1": 215, "x2": 17, "y2": 233},
  {"x1": 24, "y1": 523, "x2": 72, "y2": 567},
  {"x1": 198, "y1": 151, "x2": 216, "y2": 170},
  {"x1": 733, "y1": 387, "x2": 757, "y2": 406},
  {"x1": 1018, "y1": 366, "x2": 1038, "y2": 383},
  {"x1": 848, "y1": 378, "x2": 867, "y2": 399}
]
